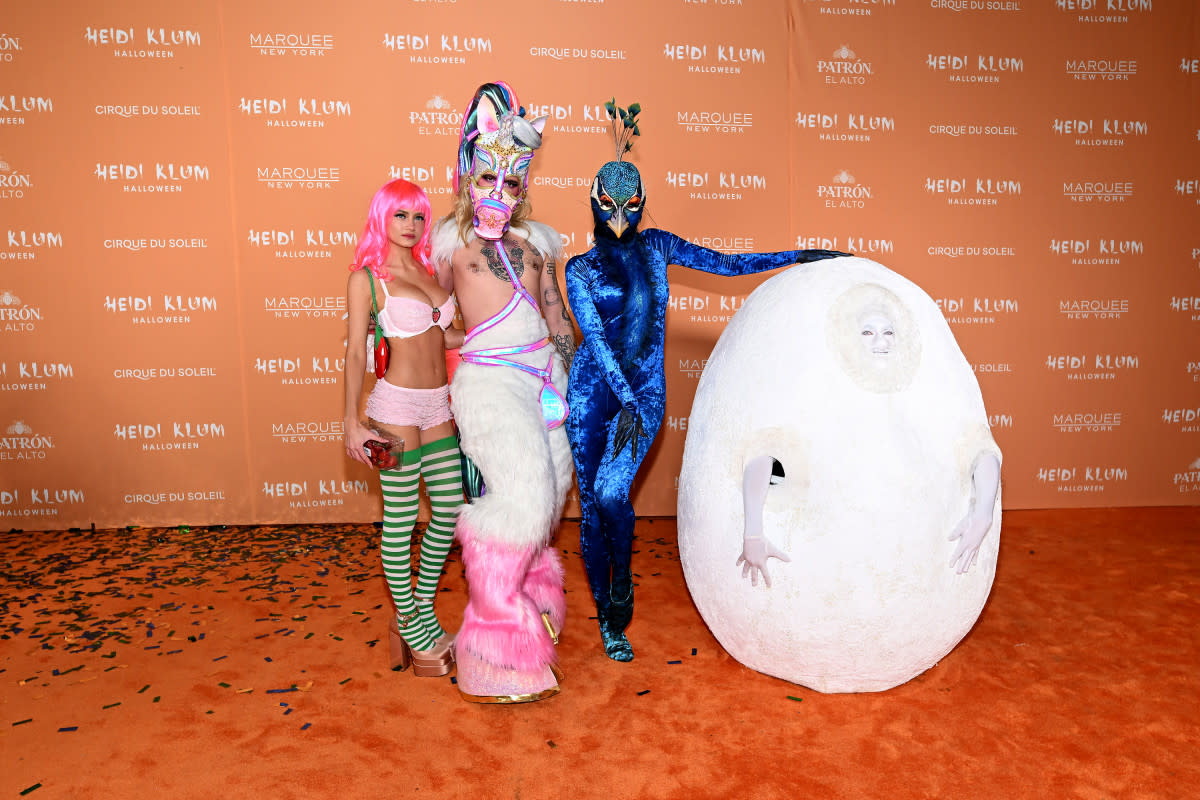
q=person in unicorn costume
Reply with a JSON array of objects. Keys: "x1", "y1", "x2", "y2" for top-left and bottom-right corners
[{"x1": 430, "y1": 82, "x2": 576, "y2": 703}]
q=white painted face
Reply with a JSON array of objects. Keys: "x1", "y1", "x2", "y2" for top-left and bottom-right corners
[
  {"x1": 858, "y1": 311, "x2": 896, "y2": 357},
  {"x1": 829, "y1": 284, "x2": 918, "y2": 393}
]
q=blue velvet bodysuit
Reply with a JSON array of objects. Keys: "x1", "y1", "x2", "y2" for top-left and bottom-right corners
[{"x1": 565, "y1": 228, "x2": 844, "y2": 659}]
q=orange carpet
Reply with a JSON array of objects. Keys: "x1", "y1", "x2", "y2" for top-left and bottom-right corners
[{"x1": 2, "y1": 508, "x2": 1198, "y2": 800}]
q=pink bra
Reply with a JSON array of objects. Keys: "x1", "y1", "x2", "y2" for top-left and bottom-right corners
[{"x1": 376, "y1": 279, "x2": 456, "y2": 339}]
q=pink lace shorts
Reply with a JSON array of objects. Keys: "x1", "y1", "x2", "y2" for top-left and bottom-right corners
[{"x1": 366, "y1": 380, "x2": 452, "y2": 430}]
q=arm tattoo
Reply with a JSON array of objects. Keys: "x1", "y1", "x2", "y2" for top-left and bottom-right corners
[
  {"x1": 543, "y1": 258, "x2": 573, "y2": 323},
  {"x1": 552, "y1": 333, "x2": 576, "y2": 372}
]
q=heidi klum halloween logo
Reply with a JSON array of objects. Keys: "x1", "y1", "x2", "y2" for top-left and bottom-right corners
[
  {"x1": 253, "y1": 353, "x2": 343, "y2": 387},
  {"x1": 934, "y1": 295, "x2": 1019, "y2": 326},
  {"x1": 0, "y1": 485, "x2": 85, "y2": 519},
  {"x1": 669, "y1": 290, "x2": 747, "y2": 325},
  {"x1": 666, "y1": 170, "x2": 767, "y2": 202},
  {"x1": 388, "y1": 164, "x2": 455, "y2": 195},
  {"x1": 95, "y1": 161, "x2": 210, "y2": 194},
  {"x1": 1169, "y1": 294, "x2": 1200, "y2": 322},
  {"x1": 1177, "y1": 178, "x2": 1200, "y2": 207},
  {"x1": 104, "y1": 293, "x2": 219, "y2": 326},
  {"x1": 1044, "y1": 352, "x2": 1139, "y2": 382},
  {"x1": 1052, "y1": 117, "x2": 1148, "y2": 147},
  {"x1": 113, "y1": 419, "x2": 228, "y2": 452},
  {"x1": 382, "y1": 32, "x2": 493, "y2": 65},
  {"x1": 926, "y1": 53, "x2": 1024, "y2": 84},
  {"x1": 0, "y1": 359, "x2": 74, "y2": 392},
  {"x1": 796, "y1": 111, "x2": 893, "y2": 143},
  {"x1": 663, "y1": 40, "x2": 766, "y2": 75},
  {"x1": 801, "y1": 0, "x2": 897, "y2": 17},
  {"x1": 2, "y1": 230, "x2": 61, "y2": 262},
  {"x1": 925, "y1": 176, "x2": 1022, "y2": 207},
  {"x1": 238, "y1": 96, "x2": 351, "y2": 129},
  {"x1": 0, "y1": 95, "x2": 53, "y2": 126},
  {"x1": 525, "y1": 102, "x2": 610, "y2": 136},
  {"x1": 1049, "y1": 236, "x2": 1143, "y2": 266},
  {"x1": 1162, "y1": 406, "x2": 1200, "y2": 434},
  {"x1": 84, "y1": 26, "x2": 201, "y2": 59},
  {"x1": 247, "y1": 227, "x2": 357, "y2": 261},
  {"x1": 261, "y1": 476, "x2": 370, "y2": 509},
  {"x1": 798, "y1": 235, "x2": 894, "y2": 257},
  {"x1": 1037, "y1": 463, "x2": 1128, "y2": 494},
  {"x1": 1056, "y1": 0, "x2": 1153, "y2": 24}
]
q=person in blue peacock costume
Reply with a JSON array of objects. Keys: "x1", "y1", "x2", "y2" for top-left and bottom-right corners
[{"x1": 564, "y1": 101, "x2": 849, "y2": 662}]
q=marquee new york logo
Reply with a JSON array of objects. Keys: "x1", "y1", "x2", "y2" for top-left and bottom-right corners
[
  {"x1": 256, "y1": 166, "x2": 340, "y2": 191},
  {"x1": 1065, "y1": 57, "x2": 1137, "y2": 80},
  {"x1": 679, "y1": 109, "x2": 753, "y2": 135},
  {"x1": 249, "y1": 32, "x2": 334, "y2": 57}
]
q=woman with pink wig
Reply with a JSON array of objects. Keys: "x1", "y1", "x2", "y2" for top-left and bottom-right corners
[{"x1": 343, "y1": 178, "x2": 465, "y2": 677}]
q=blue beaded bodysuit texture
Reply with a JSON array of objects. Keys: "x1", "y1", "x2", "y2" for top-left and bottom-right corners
[{"x1": 565, "y1": 205, "x2": 845, "y2": 660}]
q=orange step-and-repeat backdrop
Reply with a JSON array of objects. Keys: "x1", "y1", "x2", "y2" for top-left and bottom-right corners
[{"x1": 2, "y1": 0, "x2": 1197, "y2": 531}]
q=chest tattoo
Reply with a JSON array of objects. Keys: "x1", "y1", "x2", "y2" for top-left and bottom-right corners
[{"x1": 479, "y1": 241, "x2": 532, "y2": 283}]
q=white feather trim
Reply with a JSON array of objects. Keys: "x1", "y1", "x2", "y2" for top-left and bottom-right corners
[{"x1": 428, "y1": 217, "x2": 564, "y2": 269}]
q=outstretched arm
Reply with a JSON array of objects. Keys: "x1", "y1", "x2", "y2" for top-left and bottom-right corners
[
  {"x1": 643, "y1": 229, "x2": 847, "y2": 277},
  {"x1": 564, "y1": 255, "x2": 638, "y2": 411},
  {"x1": 737, "y1": 455, "x2": 791, "y2": 587},
  {"x1": 948, "y1": 452, "x2": 1001, "y2": 574}
]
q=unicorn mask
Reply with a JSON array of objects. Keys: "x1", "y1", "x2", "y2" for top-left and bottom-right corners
[{"x1": 454, "y1": 83, "x2": 547, "y2": 240}]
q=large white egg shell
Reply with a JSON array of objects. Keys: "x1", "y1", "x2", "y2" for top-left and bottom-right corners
[{"x1": 678, "y1": 257, "x2": 1001, "y2": 693}]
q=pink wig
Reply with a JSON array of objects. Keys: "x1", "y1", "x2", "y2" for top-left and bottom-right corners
[{"x1": 350, "y1": 178, "x2": 434, "y2": 280}]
